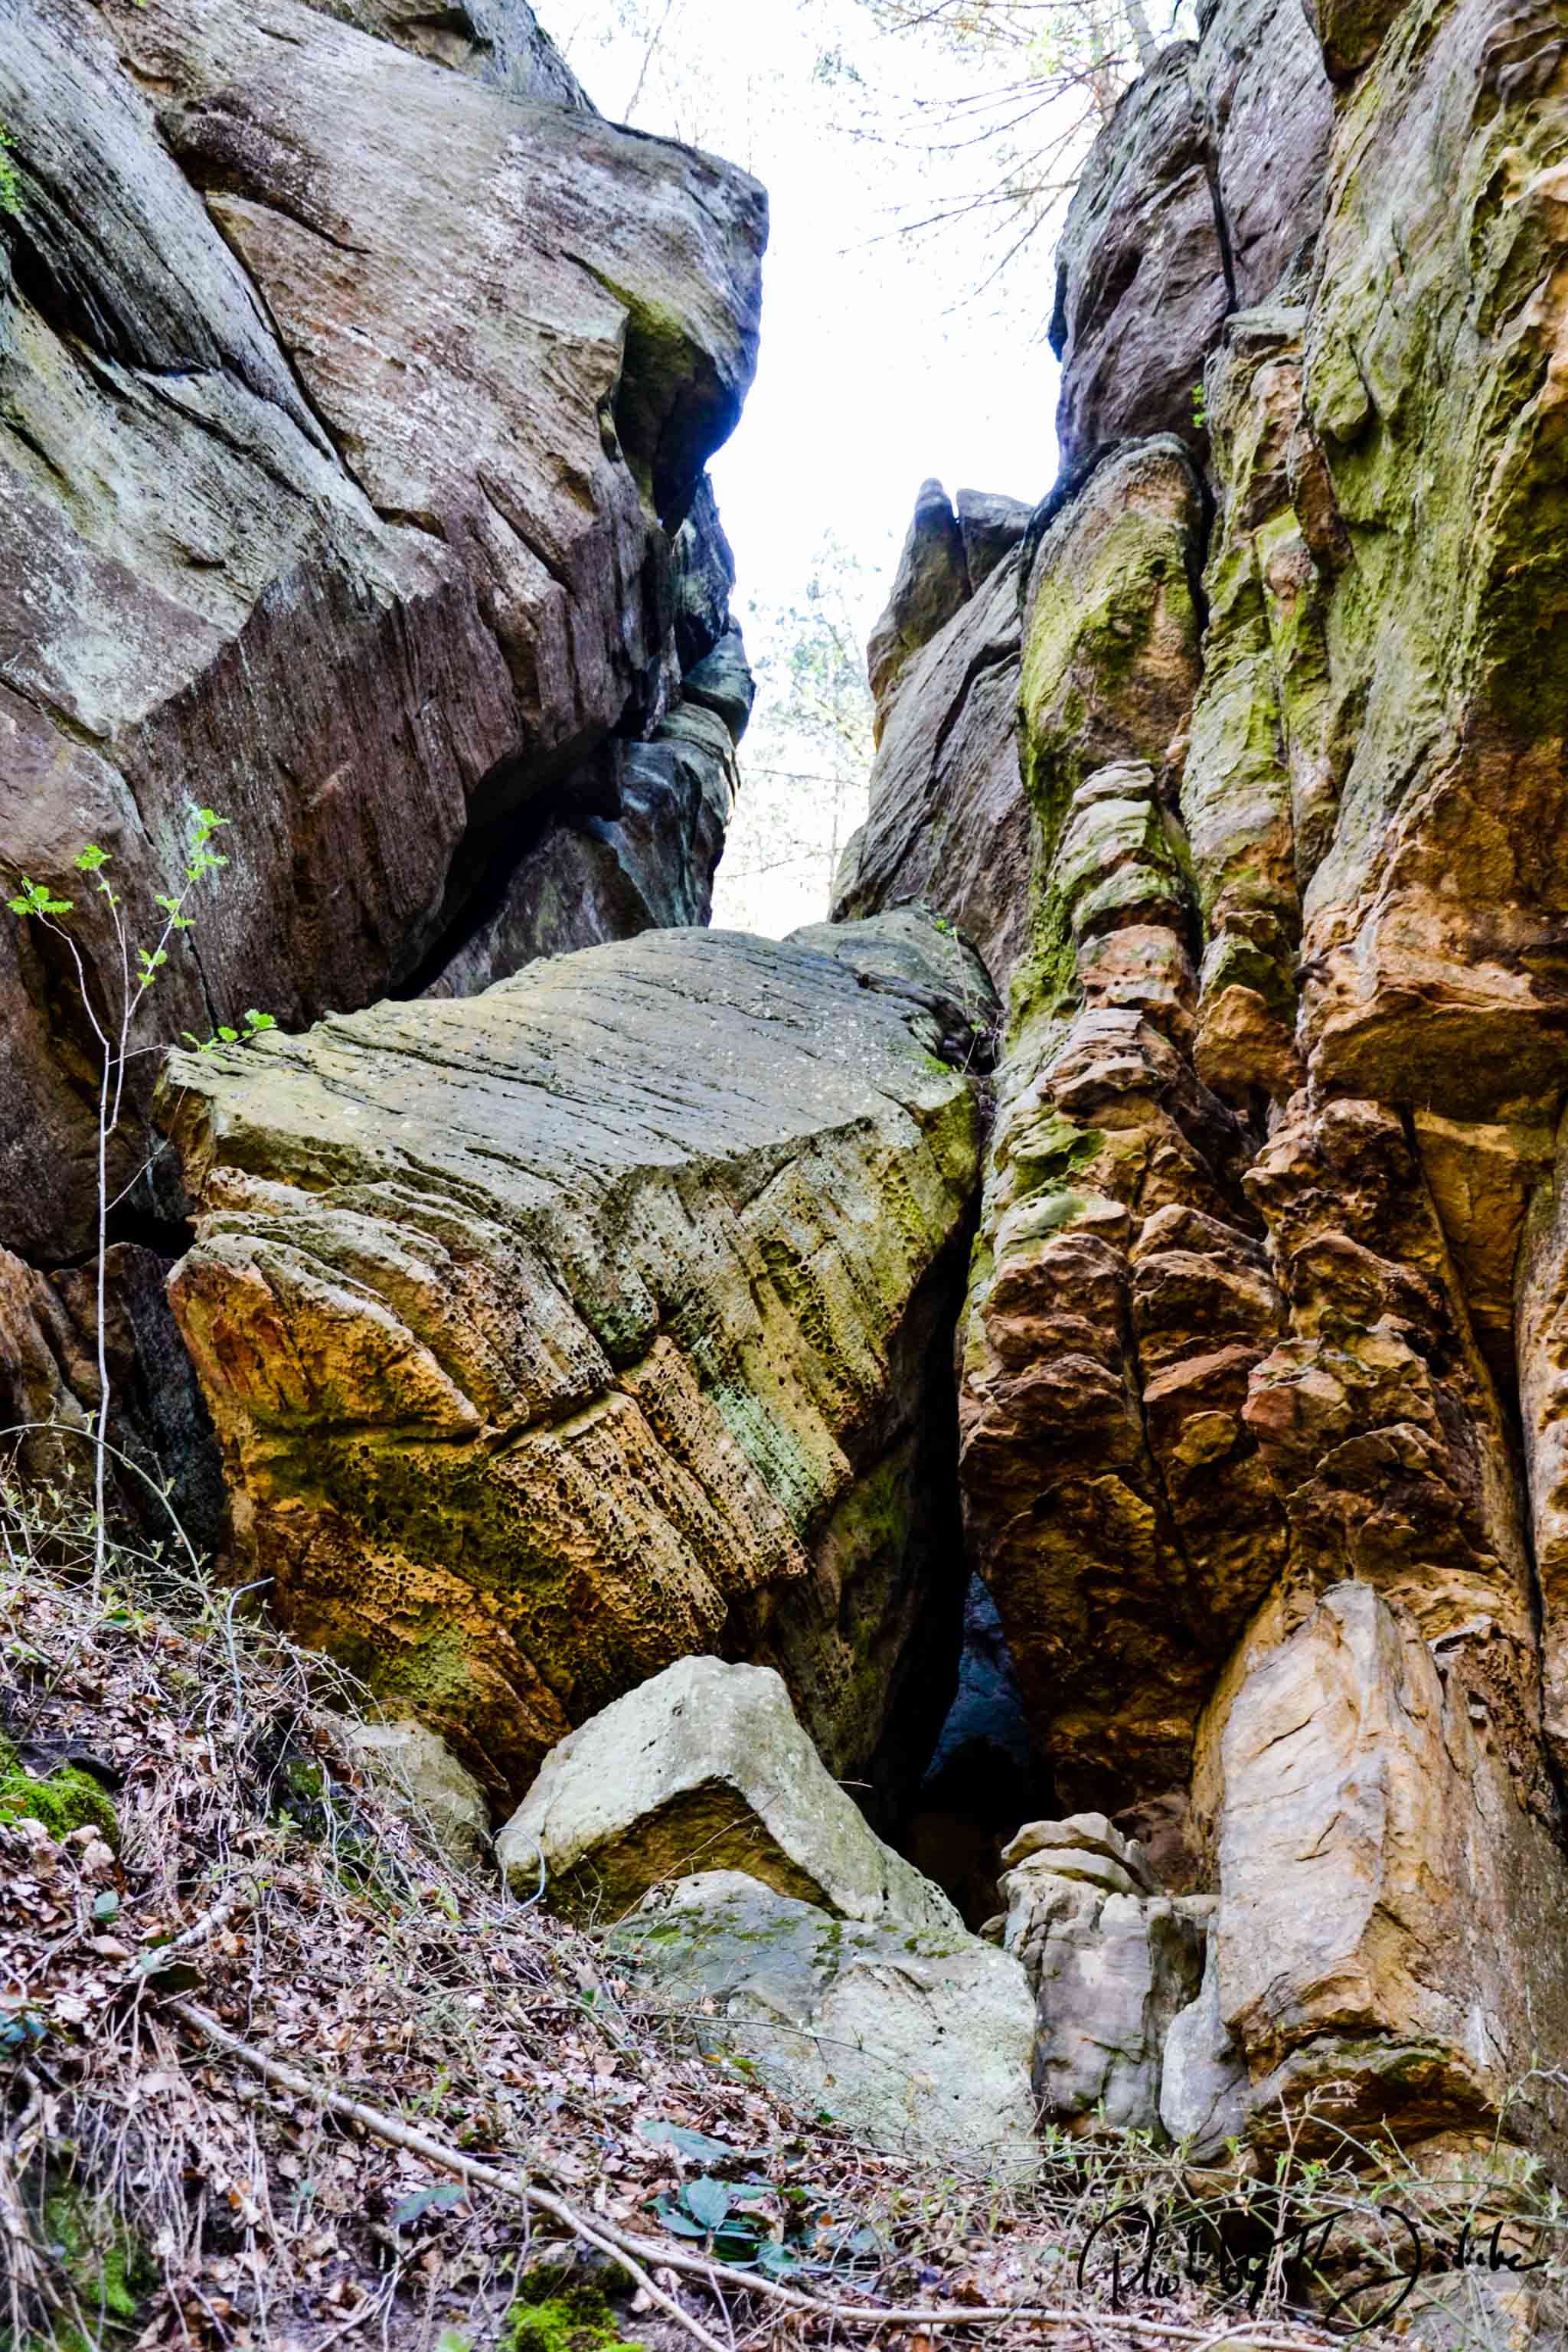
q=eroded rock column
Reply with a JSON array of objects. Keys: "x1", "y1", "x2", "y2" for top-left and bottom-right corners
[{"x1": 960, "y1": 439, "x2": 1289, "y2": 1813}]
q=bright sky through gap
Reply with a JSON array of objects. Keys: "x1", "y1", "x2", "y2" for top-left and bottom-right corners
[{"x1": 555, "y1": 0, "x2": 1067, "y2": 929}]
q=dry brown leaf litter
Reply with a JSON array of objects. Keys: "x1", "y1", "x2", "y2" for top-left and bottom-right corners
[{"x1": 2, "y1": 1501, "x2": 1562, "y2": 2352}]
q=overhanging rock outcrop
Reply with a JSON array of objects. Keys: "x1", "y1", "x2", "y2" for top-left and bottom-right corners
[
  {"x1": 160, "y1": 918, "x2": 988, "y2": 1808},
  {"x1": 0, "y1": 0, "x2": 764, "y2": 1272},
  {"x1": 302, "y1": 0, "x2": 590, "y2": 104}
]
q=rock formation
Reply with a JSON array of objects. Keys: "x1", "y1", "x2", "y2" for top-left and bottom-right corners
[
  {"x1": 496, "y1": 1655, "x2": 965, "y2": 1934},
  {"x1": 1049, "y1": 0, "x2": 1334, "y2": 466},
  {"x1": 0, "y1": 0, "x2": 762, "y2": 1494},
  {"x1": 505, "y1": 1658, "x2": 1040, "y2": 2161},
  {"x1": 159, "y1": 918, "x2": 988, "y2": 1808},
  {"x1": 999, "y1": 1814, "x2": 1207, "y2": 2137},
  {"x1": 8, "y1": 0, "x2": 1568, "y2": 2207},
  {"x1": 834, "y1": 534, "x2": 1032, "y2": 993},
  {"x1": 849, "y1": 0, "x2": 1568, "y2": 2184}
]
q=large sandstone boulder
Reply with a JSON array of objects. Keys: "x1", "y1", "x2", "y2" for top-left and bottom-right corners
[
  {"x1": 496, "y1": 1655, "x2": 962, "y2": 1932},
  {"x1": 609, "y1": 1868, "x2": 1039, "y2": 2165},
  {"x1": 0, "y1": 0, "x2": 764, "y2": 1271},
  {"x1": 162, "y1": 919, "x2": 983, "y2": 1804}
]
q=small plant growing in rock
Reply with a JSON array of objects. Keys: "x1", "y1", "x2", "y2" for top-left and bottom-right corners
[
  {"x1": 1191, "y1": 377, "x2": 1210, "y2": 430},
  {"x1": 0, "y1": 126, "x2": 22, "y2": 219},
  {"x1": 5, "y1": 810, "x2": 275, "y2": 1582}
]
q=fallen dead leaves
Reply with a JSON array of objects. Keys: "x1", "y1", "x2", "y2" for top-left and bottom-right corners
[{"x1": 0, "y1": 1530, "x2": 1513, "y2": 2352}]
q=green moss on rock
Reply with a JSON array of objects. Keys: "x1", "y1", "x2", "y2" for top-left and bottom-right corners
[
  {"x1": 505, "y1": 2265, "x2": 642, "y2": 2352},
  {"x1": 40, "y1": 2184, "x2": 153, "y2": 2346},
  {"x1": 0, "y1": 1740, "x2": 118, "y2": 1847}
]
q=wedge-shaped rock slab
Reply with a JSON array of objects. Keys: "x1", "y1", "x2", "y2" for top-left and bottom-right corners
[
  {"x1": 164, "y1": 923, "x2": 982, "y2": 1802},
  {"x1": 497, "y1": 1656, "x2": 962, "y2": 1933},
  {"x1": 834, "y1": 550, "x2": 1031, "y2": 996},
  {"x1": 1217, "y1": 1584, "x2": 1568, "y2": 2164},
  {"x1": 609, "y1": 1867, "x2": 1038, "y2": 2166}
]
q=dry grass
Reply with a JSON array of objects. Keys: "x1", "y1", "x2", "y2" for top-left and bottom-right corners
[{"x1": 3, "y1": 1478, "x2": 1566, "y2": 2352}]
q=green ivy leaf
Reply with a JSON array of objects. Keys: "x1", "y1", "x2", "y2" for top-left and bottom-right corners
[
  {"x1": 655, "y1": 2200, "x2": 710, "y2": 2240},
  {"x1": 390, "y1": 2183, "x2": 466, "y2": 2231},
  {"x1": 684, "y1": 2177, "x2": 732, "y2": 2233}
]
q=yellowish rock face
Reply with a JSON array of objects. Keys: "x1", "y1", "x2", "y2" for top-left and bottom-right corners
[{"x1": 163, "y1": 924, "x2": 983, "y2": 1802}]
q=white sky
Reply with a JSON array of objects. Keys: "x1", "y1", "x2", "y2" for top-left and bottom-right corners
[{"x1": 554, "y1": 1, "x2": 1067, "y2": 927}]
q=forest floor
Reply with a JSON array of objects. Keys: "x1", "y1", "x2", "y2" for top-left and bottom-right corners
[{"x1": 2, "y1": 1500, "x2": 1557, "y2": 2352}]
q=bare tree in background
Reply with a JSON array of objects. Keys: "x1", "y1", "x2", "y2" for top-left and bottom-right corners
[
  {"x1": 834, "y1": 0, "x2": 1191, "y2": 291},
  {"x1": 714, "y1": 534, "x2": 880, "y2": 936}
]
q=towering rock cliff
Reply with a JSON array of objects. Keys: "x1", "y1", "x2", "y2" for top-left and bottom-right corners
[
  {"x1": 0, "y1": 0, "x2": 763, "y2": 1510},
  {"x1": 851, "y1": 0, "x2": 1568, "y2": 2180}
]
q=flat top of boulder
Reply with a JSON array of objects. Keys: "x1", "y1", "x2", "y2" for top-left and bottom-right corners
[{"x1": 165, "y1": 923, "x2": 978, "y2": 1217}]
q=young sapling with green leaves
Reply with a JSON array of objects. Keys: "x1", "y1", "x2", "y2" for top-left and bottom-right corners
[{"x1": 5, "y1": 808, "x2": 275, "y2": 1582}]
